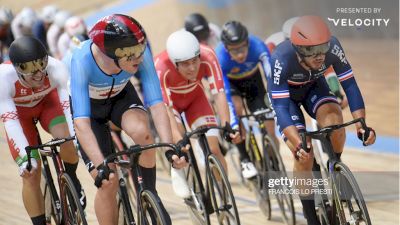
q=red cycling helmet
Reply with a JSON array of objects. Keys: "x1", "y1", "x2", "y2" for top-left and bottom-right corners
[
  {"x1": 291, "y1": 15, "x2": 331, "y2": 57},
  {"x1": 89, "y1": 14, "x2": 146, "y2": 60}
]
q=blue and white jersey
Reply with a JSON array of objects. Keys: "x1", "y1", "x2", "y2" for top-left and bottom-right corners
[
  {"x1": 268, "y1": 36, "x2": 365, "y2": 130},
  {"x1": 70, "y1": 40, "x2": 163, "y2": 119}
]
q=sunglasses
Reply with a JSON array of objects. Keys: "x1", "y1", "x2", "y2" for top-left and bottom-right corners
[
  {"x1": 115, "y1": 42, "x2": 147, "y2": 61},
  {"x1": 14, "y1": 56, "x2": 48, "y2": 76},
  {"x1": 294, "y1": 42, "x2": 330, "y2": 57},
  {"x1": 227, "y1": 42, "x2": 248, "y2": 55}
]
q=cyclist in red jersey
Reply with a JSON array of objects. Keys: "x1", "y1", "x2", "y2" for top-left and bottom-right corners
[
  {"x1": 155, "y1": 30, "x2": 241, "y2": 175},
  {"x1": 0, "y1": 36, "x2": 84, "y2": 225}
]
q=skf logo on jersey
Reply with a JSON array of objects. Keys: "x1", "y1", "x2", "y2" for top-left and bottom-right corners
[
  {"x1": 331, "y1": 45, "x2": 348, "y2": 64},
  {"x1": 230, "y1": 67, "x2": 240, "y2": 74},
  {"x1": 273, "y1": 59, "x2": 282, "y2": 85}
]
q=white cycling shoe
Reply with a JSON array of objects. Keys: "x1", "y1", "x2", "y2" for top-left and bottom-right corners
[
  {"x1": 171, "y1": 167, "x2": 191, "y2": 198},
  {"x1": 241, "y1": 160, "x2": 258, "y2": 179}
]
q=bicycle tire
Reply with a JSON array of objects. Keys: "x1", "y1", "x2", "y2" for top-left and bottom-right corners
[
  {"x1": 42, "y1": 169, "x2": 62, "y2": 225},
  {"x1": 207, "y1": 154, "x2": 241, "y2": 225},
  {"x1": 138, "y1": 190, "x2": 169, "y2": 225},
  {"x1": 247, "y1": 133, "x2": 271, "y2": 219},
  {"x1": 334, "y1": 162, "x2": 371, "y2": 225},
  {"x1": 263, "y1": 135, "x2": 296, "y2": 225},
  {"x1": 60, "y1": 174, "x2": 88, "y2": 225},
  {"x1": 185, "y1": 164, "x2": 211, "y2": 225}
]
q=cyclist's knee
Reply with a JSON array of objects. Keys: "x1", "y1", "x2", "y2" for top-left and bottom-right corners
[
  {"x1": 139, "y1": 149, "x2": 156, "y2": 167},
  {"x1": 316, "y1": 103, "x2": 343, "y2": 126},
  {"x1": 60, "y1": 142, "x2": 79, "y2": 163}
]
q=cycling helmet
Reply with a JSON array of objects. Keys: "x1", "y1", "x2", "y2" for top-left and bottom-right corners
[
  {"x1": 221, "y1": 21, "x2": 248, "y2": 46},
  {"x1": 291, "y1": 15, "x2": 331, "y2": 57},
  {"x1": 40, "y1": 5, "x2": 59, "y2": 23},
  {"x1": 53, "y1": 10, "x2": 71, "y2": 29},
  {"x1": 19, "y1": 7, "x2": 37, "y2": 28},
  {"x1": 166, "y1": 30, "x2": 200, "y2": 64},
  {"x1": 184, "y1": 13, "x2": 210, "y2": 42},
  {"x1": 282, "y1": 17, "x2": 299, "y2": 39},
  {"x1": 65, "y1": 16, "x2": 86, "y2": 37},
  {"x1": 0, "y1": 7, "x2": 13, "y2": 26},
  {"x1": 9, "y1": 36, "x2": 48, "y2": 76},
  {"x1": 89, "y1": 14, "x2": 147, "y2": 60}
]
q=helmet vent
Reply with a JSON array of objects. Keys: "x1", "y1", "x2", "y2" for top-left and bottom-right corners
[{"x1": 298, "y1": 32, "x2": 307, "y2": 39}]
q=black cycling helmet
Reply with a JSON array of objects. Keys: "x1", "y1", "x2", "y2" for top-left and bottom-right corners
[
  {"x1": 184, "y1": 13, "x2": 210, "y2": 42},
  {"x1": 89, "y1": 14, "x2": 147, "y2": 60},
  {"x1": 221, "y1": 20, "x2": 248, "y2": 46},
  {"x1": 9, "y1": 36, "x2": 49, "y2": 76}
]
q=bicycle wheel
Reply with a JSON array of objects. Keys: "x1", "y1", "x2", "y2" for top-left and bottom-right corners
[
  {"x1": 60, "y1": 174, "x2": 88, "y2": 225},
  {"x1": 263, "y1": 135, "x2": 295, "y2": 225},
  {"x1": 247, "y1": 133, "x2": 271, "y2": 219},
  {"x1": 42, "y1": 169, "x2": 62, "y2": 225},
  {"x1": 207, "y1": 154, "x2": 241, "y2": 225},
  {"x1": 118, "y1": 174, "x2": 137, "y2": 225},
  {"x1": 334, "y1": 162, "x2": 371, "y2": 225},
  {"x1": 138, "y1": 190, "x2": 169, "y2": 225},
  {"x1": 185, "y1": 164, "x2": 211, "y2": 225}
]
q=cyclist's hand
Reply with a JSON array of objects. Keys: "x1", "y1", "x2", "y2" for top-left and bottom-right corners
[
  {"x1": 94, "y1": 164, "x2": 115, "y2": 188},
  {"x1": 229, "y1": 131, "x2": 241, "y2": 144},
  {"x1": 223, "y1": 122, "x2": 238, "y2": 143},
  {"x1": 19, "y1": 158, "x2": 38, "y2": 177},
  {"x1": 294, "y1": 143, "x2": 312, "y2": 162},
  {"x1": 357, "y1": 127, "x2": 376, "y2": 146},
  {"x1": 171, "y1": 154, "x2": 188, "y2": 169}
]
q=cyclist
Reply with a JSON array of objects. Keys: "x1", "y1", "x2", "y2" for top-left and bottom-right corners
[
  {"x1": 0, "y1": 36, "x2": 84, "y2": 225},
  {"x1": 215, "y1": 20, "x2": 280, "y2": 175},
  {"x1": 46, "y1": 10, "x2": 71, "y2": 59},
  {"x1": 268, "y1": 15, "x2": 376, "y2": 224},
  {"x1": 0, "y1": 7, "x2": 14, "y2": 63},
  {"x1": 265, "y1": 17, "x2": 348, "y2": 109},
  {"x1": 11, "y1": 7, "x2": 38, "y2": 39},
  {"x1": 155, "y1": 30, "x2": 246, "y2": 179},
  {"x1": 58, "y1": 16, "x2": 87, "y2": 58},
  {"x1": 69, "y1": 14, "x2": 186, "y2": 225},
  {"x1": 184, "y1": 12, "x2": 222, "y2": 48},
  {"x1": 32, "y1": 5, "x2": 59, "y2": 50}
]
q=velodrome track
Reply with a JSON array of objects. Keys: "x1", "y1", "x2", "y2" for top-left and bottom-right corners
[{"x1": 1, "y1": 0, "x2": 398, "y2": 224}]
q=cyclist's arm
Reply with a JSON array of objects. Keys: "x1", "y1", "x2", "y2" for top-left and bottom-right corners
[
  {"x1": 268, "y1": 57, "x2": 301, "y2": 148},
  {"x1": 165, "y1": 105, "x2": 185, "y2": 143},
  {"x1": 140, "y1": 47, "x2": 173, "y2": 143},
  {"x1": 222, "y1": 74, "x2": 239, "y2": 129},
  {"x1": 0, "y1": 76, "x2": 29, "y2": 165},
  {"x1": 70, "y1": 56, "x2": 104, "y2": 166}
]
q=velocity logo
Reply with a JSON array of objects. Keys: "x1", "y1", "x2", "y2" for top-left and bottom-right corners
[{"x1": 327, "y1": 7, "x2": 390, "y2": 27}]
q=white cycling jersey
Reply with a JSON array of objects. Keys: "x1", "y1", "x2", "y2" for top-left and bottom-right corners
[
  {"x1": 0, "y1": 57, "x2": 74, "y2": 159},
  {"x1": 57, "y1": 32, "x2": 71, "y2": 59},
  {"x1": 264, "y1": 31, "x2": 285, "y2": 48},
  {"x1": 206, "y1": 23, "x2": 222, "y2": 49},
  {"x1": 46, "y1": 23, "x2": 63, "y2": 58}
]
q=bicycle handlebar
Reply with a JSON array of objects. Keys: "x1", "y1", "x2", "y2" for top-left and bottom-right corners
[{"x1": 299, "y1": 118, "x2": 368, "y2": 152}]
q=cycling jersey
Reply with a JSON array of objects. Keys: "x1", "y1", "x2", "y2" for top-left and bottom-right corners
[
  {"x1": 206, "y1": 23, "x2": 222, "y2": 49},
  {"x1": 70, "y1": 40, "x2": 163, "y2": 119},
  {"x1": 264, "y1": 31, "x2": 285, "y2": 53},
  {"x1": 32, "y1": 20, "x2": 49, "y2": 50},
  {"x1": 155, "y1": 44, "x2": 231, "y2": 130},
  {"x1": 0, "y1": 57, "x2": 74, "y2": 164},
  {"x1": 46, "y1": 23, "x2": 63, "y2": 57},
  {"x1": 268, "y1": 36, "x2": 365, "y2": 132}
]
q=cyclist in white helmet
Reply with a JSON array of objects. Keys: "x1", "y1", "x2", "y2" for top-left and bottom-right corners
[
  {"x1": 11, "y1": 7, "x2": 38, "y2": 39},
  {"x1": 46, "y1": 10, "x2": 71, "y2": 58},
  {"x1": 57, "y1": 16, "x2": 87, "y2": 58},
  {"x1": 264, "y1": 17, "x2": 299, "y2": 53},
  {"x1": 0, "y1": 7, "x2": 14, "y2": 62},
  {"x1": 33, "y1": 5, "x2": 59, "y2": 50}
]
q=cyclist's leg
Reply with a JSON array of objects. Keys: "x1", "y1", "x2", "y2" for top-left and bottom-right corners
[{"x1": 10, "y1": 106, "x2": 44, "y2": 223}]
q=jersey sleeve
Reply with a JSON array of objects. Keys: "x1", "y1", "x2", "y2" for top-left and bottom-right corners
[
  {"x1": 253, "y1": 36, "x2": 272, "y2": 79},
  {"x1": 70, "y1": 50, "x2": 91, "y2": 119},
  {"x1": 268, "y1": 55, "x2": 293, "y2": 130},
  {"x1": 138, "y1": 46, "x2": 164, "y2": 107},
  {"x1": 329, "y1": 36, "x2": 365, "y2": 112},
  {"x1": 0, "y1": 69, "x2": 29, "y2": 165},
  {"x1": 201, "y1": 46, "x2": 225, "y2": 94},
  {"x1": 222, "y1": 74, "x2": 239, "y2": 129},
  {"x1": 48, "y1": 57, "x2": 75, "y2": 136},
  {"x1": 154, "y1": 56, "x2": 173, "y2": 107}
]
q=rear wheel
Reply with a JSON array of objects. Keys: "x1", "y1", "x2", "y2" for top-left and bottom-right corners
[
  {"x1": 60, "y1": 174, "x2": 87, "y2": 225},
  {"x1": 42, "y1": 170, "x2": 62, "y2": 225},
  {"x1": 208, "y1": 154, "x2": 241, "y2": 225}
]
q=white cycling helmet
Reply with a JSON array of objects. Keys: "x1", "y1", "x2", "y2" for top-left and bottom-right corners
[
  {"x1": 40, "y1": 5, "x2": 59, "y2": 23},
  {"x1": 19, "y1": 7, "x2": 37, "y2": 28},
  {"x1": 282, "y1": 17, "x2": 299, "y2": 39},
  {"x1": 53, "y1": 10, "x2": 71, "y2": 28},
  {"x1": 65, "y1": 16, "x2": 86, "y2": 36},
  {"x1": 0, "y1": 7, "x2": 13, "y2": 26},
  {"x1": 166, "y1": 30, "x2": 200, "y2": 64}
]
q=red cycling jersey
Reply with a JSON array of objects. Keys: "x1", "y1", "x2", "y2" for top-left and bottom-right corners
[{"x1": 155, "y1": 44, "x2": 225, "y2": 130}]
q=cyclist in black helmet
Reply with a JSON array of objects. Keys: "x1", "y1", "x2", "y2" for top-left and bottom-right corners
[{"x1": 184, "y1": 12, "x2": 222, "y2": 48}]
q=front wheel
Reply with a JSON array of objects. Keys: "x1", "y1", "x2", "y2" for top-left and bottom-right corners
[
  {"x1": 60, "y1": 174, "x2": 88, "y2": 225},
  {"x1": 333, "y1": 162, "x2": 371, "y2": 225},
  {"x1": 207, "y1": 154, "x2": 241, "y2": 225},
  {"x1": 138, "y1": 190, "x2": 169, "y2": 225}
]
